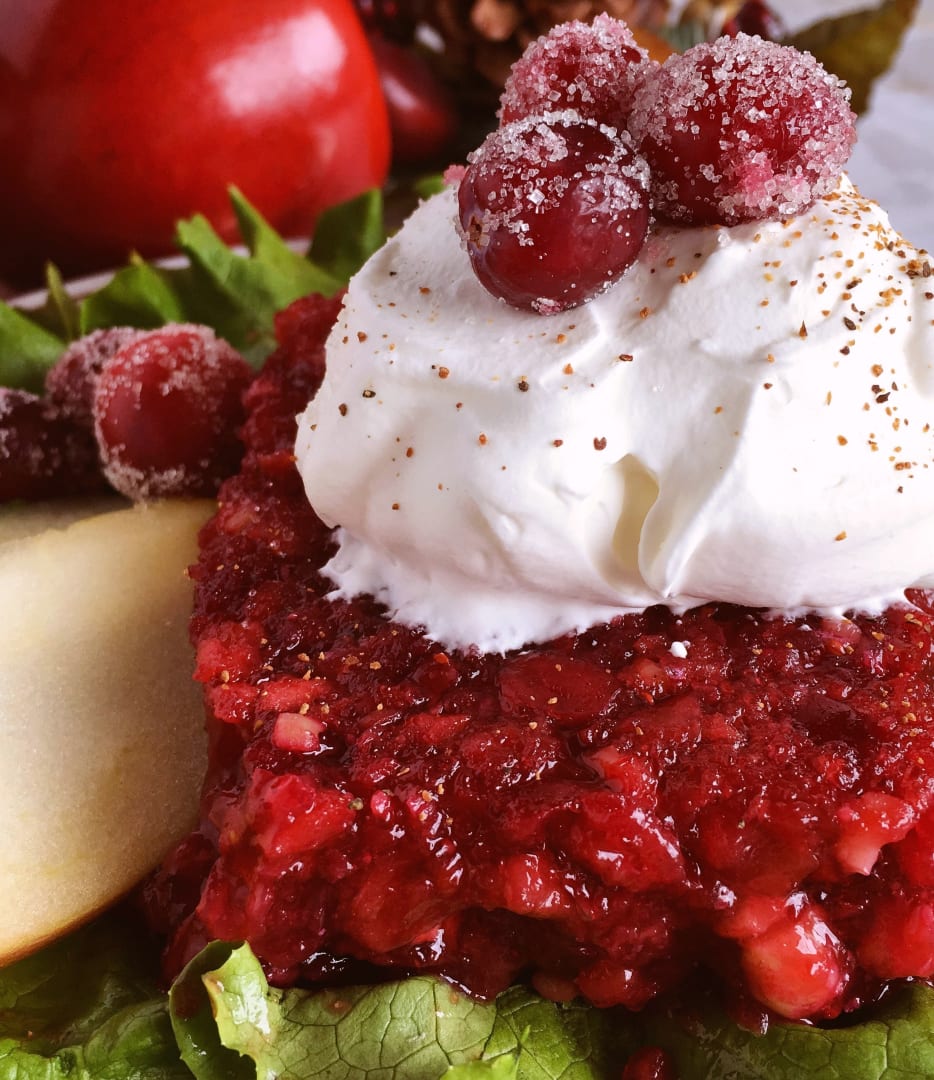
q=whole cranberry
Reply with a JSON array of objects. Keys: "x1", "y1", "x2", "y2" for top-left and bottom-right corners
[
  {"x1": 458, "y1": 115, "x2": 650, "y2": 314},
  {"x1": 0, "y1": 388, "x2": 103, "y2": 502},
  {"x1": 0, "y1": 0, "x2": 391, "y2": 287},
  {"x1": 92, "y1": 325, "x2": 252, "y2": 500}
]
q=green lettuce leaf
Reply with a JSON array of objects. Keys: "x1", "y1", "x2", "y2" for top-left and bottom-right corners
[
  {"x1": 0, "y1": 302, "x2": 67, "y2": 393},
  {"x1": 170, "y1": 942, "x2": 497, "y2": 1079},
  {"x1": 444, "y1": 1056, "x2": 519, "y2": 1079},
  {"x1": 0, "y1": 910, "x2": 188, "y2": 1080},
  {"x1": 482, "y1": 986, "x2": 634, "y2": 1079},
  {"x1": 167, "y1": 940, "x2": 934, "y2": 1080},
  {"x1": 8, "y1": 924, "x2": 934, "y2": 1080},
  {"x1": 168, "y1": 940, "x2": 632, "y2": 1079},
  {"x1": 80, "y1": 257, "x2": 191, "y2": 335},
  {"x1": 39, "y1": 263, "x2": 82, "y2": 341},
  {"x1": 308, "y1": 189, "x2": 386, "y2": 285}
]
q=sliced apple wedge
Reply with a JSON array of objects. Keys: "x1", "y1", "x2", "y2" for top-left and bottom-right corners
[
  {"x1": 0, "y1": 495, "x2": 128, "y2": 551},
  {"x1": 0, "y1": 498, "x2": 213, "y2": 964}
]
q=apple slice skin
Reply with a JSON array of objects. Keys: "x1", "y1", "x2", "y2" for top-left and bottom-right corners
[{"x1": 0, "y1": 498, "x2": 214, "y2": 964}]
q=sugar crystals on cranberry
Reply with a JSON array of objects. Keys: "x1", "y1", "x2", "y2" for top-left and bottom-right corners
[
  {"x1": 45, "y1": 326, "x2": 143, "y2": 430},
  {"x1": 0, "y1": 387, "x2": 103, "y2": 501},
  {"x1": 92, "y1": 324, "x2": 252, "y2": 500},
  {"x1": 457, "y1": 113, "x2": 651, "y2": 315},
  {"x1": 499, "y1": 14, "x2": 655, "y2": 128},
  {"x1": 628, "y1": 34, "x2": 856, "y2": 225}
]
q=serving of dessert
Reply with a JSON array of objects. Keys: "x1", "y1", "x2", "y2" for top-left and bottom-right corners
[
  {"x1": 3, "y1": 10, "x2": 934, "y2": 1079},
  {"x1": 152, "y1": 11, "x2": 934, "y2": 1028}
]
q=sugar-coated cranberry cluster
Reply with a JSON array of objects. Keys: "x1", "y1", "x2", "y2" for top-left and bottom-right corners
[
  {"x1": 0, "y1": 325, "x2": 251, "y2": 502},
  {"x1": 457, "y1": 17, "x2": 857, "y2": 314}
]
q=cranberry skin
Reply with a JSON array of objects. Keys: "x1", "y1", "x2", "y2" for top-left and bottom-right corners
[
  {"x1": 458, "y1": 115, "x2": 651, "y2": 315},
  {"x1": 92, "y1": 325, "x2": 252, "y2": 499},
  {"x1": 500, "y1": 14, "x2": 654, "y2": 128},
  {"x1": 629, "y1": 34, "x2": 856, "y2": 226},
  {"x1": 0, "y1": 388, "x2": 102, "y2": 501},
  {"x1": 45, "y1": 327, "x2": 143, "y2": 429},
  {"x1": 0, "y1": 0, "x2": 390, "y2": 287}
]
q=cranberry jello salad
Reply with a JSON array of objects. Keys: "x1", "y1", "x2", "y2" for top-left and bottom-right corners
[{"x1": 140, "y1": 17, "x2": 934, "y2": 1059}]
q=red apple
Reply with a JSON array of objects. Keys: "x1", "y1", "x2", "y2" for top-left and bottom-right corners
[{"x1": 0, "y1": 0, "x2": 391, "y2": 287}]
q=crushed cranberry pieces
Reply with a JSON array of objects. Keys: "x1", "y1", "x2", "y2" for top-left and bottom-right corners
[{"x1": 148, "y1": 296, "x2": 934, "y2": 1023}]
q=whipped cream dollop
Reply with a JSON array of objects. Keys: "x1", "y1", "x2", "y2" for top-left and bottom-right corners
[{"x1": 295, "y1": 180, "x2": 934, "y2": 653}]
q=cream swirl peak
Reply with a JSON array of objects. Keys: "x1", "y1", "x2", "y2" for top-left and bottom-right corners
[{"x1": 295, "y1": 180, "x2": 934, "y2": 653}]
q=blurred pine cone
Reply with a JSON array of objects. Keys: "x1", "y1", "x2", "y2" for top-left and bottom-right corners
[
  {"x1": 364, "y1": 0, "x2": 670, "y2": 135},
  {"x1": 416, "y1": 0, "x2": 669, "y2": 88}
]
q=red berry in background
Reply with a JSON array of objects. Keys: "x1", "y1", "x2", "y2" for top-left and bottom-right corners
[
  {"x1": 457, "y1": 115, "x2": 651, "y2": 315},
  {"x1": 0, "y1": 0, "x2": 390, "y2": 288},
  {"x1": 92, "y1": 325, "x2": 252, "y2": 500},
  {"x1": 628, "y1": 34, "x2": 856, "y2": 226},
  {"x1": 0, "y1": 388, "x2": 103, "y2": 502},
  {"x1": 368, "y1": 34, "x2": 458, "y2": 166},
  {"x1": 45, "y1": 327, "x2": 143, "y2": 429},
  {"x1": 723, "y1": 0, "x2": 786, "y2": 40},
  {"x1": 499, "y1": 14, "x2": 655, "y2": 128}
]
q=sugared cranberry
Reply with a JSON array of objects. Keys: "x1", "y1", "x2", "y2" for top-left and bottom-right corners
[
  {"x1": 629, "y1": 34, "x2": 856, "y2": 225},
  {"x1": 45, "y1": 326, "x2": 142, "y2": 429},
  {"x1": 499, "y1": 14, "x2": 654, "y2": 128},
  {"x1": 92, "y1": 324, "x2": 252, "y2": 500},
  {"x1": 457, "y1": 114, "x2": 650, "y2": 314},
  {"x1": 0, "y1": 387, "x2": 102, "y2": 501}
]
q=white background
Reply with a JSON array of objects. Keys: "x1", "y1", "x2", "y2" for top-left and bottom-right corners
[{"x1": 783, "y1": 0, "x2": 934, "y2": 250}]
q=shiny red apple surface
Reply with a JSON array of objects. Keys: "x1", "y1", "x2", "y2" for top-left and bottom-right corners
[{"x1": 0, "y1": 0, "x2": 391, "y2": 286}]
